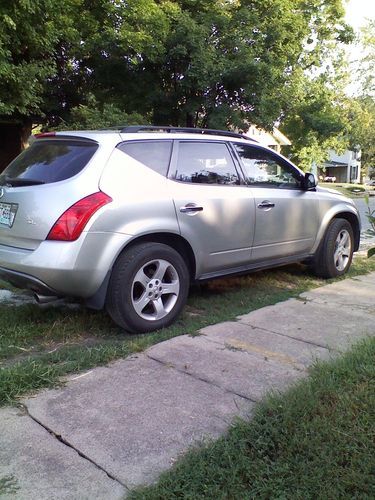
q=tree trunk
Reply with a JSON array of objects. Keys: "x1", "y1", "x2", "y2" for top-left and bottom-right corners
[
  {"x1": 0, "y1": 120, "x2": 32, "y2": 173},
  {"x1": 186, "y1": 112, "x2": 195, "y2": 128}
]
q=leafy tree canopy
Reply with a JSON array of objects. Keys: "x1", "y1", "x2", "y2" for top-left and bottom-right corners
[{"x1": 0, "y1": 0, "x2": 354, "y2": 170}]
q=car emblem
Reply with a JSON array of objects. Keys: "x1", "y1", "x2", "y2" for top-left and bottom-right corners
[{"x1": 0, "y1": 187, "x2": 4, "y2": 199}]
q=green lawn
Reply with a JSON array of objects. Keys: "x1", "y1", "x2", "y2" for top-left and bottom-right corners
[
  {"x1": 1, "y1": 256, "x2": 375, "y2": 406},
  {"x1": 320, "y1": 182, "x2": 375, "y2": 198},
  {"x1": 130, "y1": 337, "x2": 375, "y2": 500}
]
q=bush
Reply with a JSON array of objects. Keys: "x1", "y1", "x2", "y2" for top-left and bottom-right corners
[{"x1": 346, "y1": 186, "x2": 366, "y2": 193}]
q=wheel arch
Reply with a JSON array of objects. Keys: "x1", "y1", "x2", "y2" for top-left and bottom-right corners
[
  {"x1": 85, "y1": 232, "x2": 197, "y2": 310},
  {"x1": 119, "y1": 232, "x2": 197, "y2": 279},
  {"x1": 312, "y1": 206, "x2": 361, "y2": 255},
  {"x1": 331, "y1": 211, "x2": 360, "y2": 251}
]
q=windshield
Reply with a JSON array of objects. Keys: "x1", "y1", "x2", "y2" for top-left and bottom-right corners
[{"x1": 0, "y1": 139, "x2": 98, "y2": 186}]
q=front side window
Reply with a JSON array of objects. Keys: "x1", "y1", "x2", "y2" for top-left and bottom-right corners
[
  {"x1": 173, "y1": 142, "x2": 240, "y2": 185},
  {"x1": 234, "y1": 144, "x2": 302, "y2": 189},
  {"x1": 117, "y1": 140, "x2": 172, "y2": 176}
]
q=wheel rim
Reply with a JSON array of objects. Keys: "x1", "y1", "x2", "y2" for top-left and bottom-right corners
[
  {"x1": 334, "y1": 229, "x2": 352, "y2": 271},
  {"x1": 131, "y1": 259, "x2": 180, "y2": 321}
]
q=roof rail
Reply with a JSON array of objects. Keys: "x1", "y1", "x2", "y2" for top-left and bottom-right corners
[{"x1": 119, "y1": 125, "x2": 255, "y2": 141}]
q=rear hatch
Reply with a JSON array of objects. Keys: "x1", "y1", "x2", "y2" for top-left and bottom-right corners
[{"x1": 0, "y1": 136, "x2": 100, "y2": 250}]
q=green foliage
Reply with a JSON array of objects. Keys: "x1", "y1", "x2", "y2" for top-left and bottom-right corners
[
  {"x1": 56, "y1": 96, "x2": 146, "y2": 130},
  {"x1": 0, "y1": 0, "x2": 354, "y2": 132},
  {"x1": 280, "y1": 67, "x2": 353, "y2": 171},
  {"x1": 349, "y1": 97, "x2": 375, "y2": 175},
  {"x1": 0, "y1": 0, "x2": 79, "y2": 117},
  {"x1": 0, "y1": 476, "x2": 19, "y2": 496},
  {"x1": 355, "y1": 20, "x2": 375, "y2": 98}
]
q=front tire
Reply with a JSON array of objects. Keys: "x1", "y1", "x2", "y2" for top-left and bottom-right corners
[
  {"x1": 312, "y1": 218, "x2": 354, "y2": 278},
  {"x1": 106, "y1": 243, "x2": 190, "y2": 333}
]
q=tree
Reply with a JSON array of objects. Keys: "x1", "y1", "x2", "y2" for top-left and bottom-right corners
[
  {"x1": 280, "y1": 69, "x2": 353, "y2": 171},
  {"x1": 0, "y1": 0, "x2": 83, "y2": 170},
  {"x1": 349, "y1": 21, "x2": 375, "y2": 177},
  {"x1": 0, "y1": 0, "x2": 354, "y2": 171},
  {"x1": 116, "y1": 0, "x2": 353, "y2": 130}
]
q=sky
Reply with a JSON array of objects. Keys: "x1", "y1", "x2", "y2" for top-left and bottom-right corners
[
  {"x1": 344, "y1": 0, "x2": 374, "y2": 95},
  {"x1": 345, "y1": 0, "x2": 375, "y2": 31}
]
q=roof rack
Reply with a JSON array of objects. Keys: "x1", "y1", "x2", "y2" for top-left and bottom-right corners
[{"x1": 119, "y1": 125, "x2": 255, "y2": 141}]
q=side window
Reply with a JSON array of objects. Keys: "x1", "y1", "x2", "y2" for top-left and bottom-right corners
[
  {"x1": 117, "y1": 141, "x2": 172, "y2": 176},
  {"x1": 234, "y1": 144, "x2": 302, "y2": 189},
  {"x1": 174, "y1": 142, "x2": 240, "y2": 185}
]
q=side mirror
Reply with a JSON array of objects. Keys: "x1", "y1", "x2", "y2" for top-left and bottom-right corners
[{"x1": 304, "y1": 172, "x2": 317, "y2": 190}]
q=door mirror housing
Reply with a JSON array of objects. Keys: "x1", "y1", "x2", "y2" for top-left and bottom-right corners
[{"x1": 303, "y1": 172, "x2": 318, "y2": 190}]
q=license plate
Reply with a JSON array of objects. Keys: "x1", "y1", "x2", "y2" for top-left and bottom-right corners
[{"x1": 0, "y1": 202, "x2": 18, "y2": 228}]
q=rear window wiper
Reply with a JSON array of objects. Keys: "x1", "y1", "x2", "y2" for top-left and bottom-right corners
[{"x1": 1, "y1": 177, "x2": 46, "y2": 187}]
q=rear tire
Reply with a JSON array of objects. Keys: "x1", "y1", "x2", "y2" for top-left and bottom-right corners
[
  {"x1": 312, "y1": 218, "x2": 354, "y2": 278},
  {"x1": 106, "y1": 243, "x2": 190, "y2": 333}
]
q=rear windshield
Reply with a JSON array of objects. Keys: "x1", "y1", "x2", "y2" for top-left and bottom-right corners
[{"x1": 0, "y1": 139, "x2": 98, "y2": 185}]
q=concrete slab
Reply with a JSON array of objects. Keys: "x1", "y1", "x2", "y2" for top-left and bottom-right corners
[
  {"x1": 350, "y1": 272, "x2": 375, "y2": 285},
  {"x1": 148, "y1": 334, "x2": 305, "y2": 402},
  {"x1": 238, "y1": 299, "x2": 375, "y2": 351},
  {"x1": 300, "y1": 279, "x2": 375, "y2": 311},
  {"x1": 0, "y1": 407, "x2": 126, "y2": 500},
  {"x1": 198, "y1": 321, "x2": 331, "y2": 366},
  {"x1": 24, "y1": 355, "x2": 252, "y2": 490}
]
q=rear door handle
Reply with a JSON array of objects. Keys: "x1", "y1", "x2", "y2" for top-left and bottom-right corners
[
  {"x1": 180, "y1": 204, "x2": 204, "y2": 214},
  {"x1": 257, "y1": 201, "x2": 275, "y2": 209}
]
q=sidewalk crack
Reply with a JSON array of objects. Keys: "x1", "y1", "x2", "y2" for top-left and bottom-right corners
[
  {"x1": 146, "y1": 353, "x2": 258, "y2": 404},
  {"x1": 18, "y1": 403, "x2": 130, "y2": 492},
  {"x1": 235, "y1": 321, "x2": 333, "y2": 351}
]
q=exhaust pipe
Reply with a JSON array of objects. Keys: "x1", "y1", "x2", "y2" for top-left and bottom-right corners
[{"x1": 34, "y1": 293, "x2": 60, "y2": 304}]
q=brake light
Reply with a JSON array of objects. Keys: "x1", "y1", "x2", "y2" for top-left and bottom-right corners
[
  {"x1": 47, "y1": 192, "x2": 112, "y2": 241},
  {"x1": 34, "y1": 132, "x2": 56, "y2": 138}
]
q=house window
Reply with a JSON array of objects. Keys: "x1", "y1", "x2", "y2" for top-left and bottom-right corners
[{"x1": 350, "y1": 165, "x2": 358, "y2": 181}]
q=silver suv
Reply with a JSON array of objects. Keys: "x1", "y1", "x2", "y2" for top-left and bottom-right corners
[{"x1": 0, "y1": 126, "x2": 360, "y2": 333}]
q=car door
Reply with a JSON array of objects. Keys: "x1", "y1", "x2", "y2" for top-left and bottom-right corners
[
  {"x1": 169, "y1": 140, "x2": 255, "y2": 277},
  {"x1": 232, "y1": 143, "x2": 319, "y2": 261}
]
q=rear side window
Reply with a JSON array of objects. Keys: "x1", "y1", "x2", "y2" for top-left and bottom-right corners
[
  {"x1": 0, "y1": 140, "x2": 98, "y2": 185},
  {"x1": 117, "y1": 141, "x2": 172, "y2": 176}
]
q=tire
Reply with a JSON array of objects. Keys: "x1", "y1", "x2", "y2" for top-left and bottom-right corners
[
  {"x1": 106, "y1": 242, "x2": 190, "y2": 333},
  {"x1": 312, "y1": 218, "x2": 354, "y2": 278}
]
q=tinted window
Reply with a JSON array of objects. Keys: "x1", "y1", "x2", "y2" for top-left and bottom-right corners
[
  {"x1": 174, "y1": 142, "x2": 240, "y2": 185},
  {"x1": 0, "y1": 140, "x2": 98, "y2": 185},
  {"x1": 234, "y1": 144, "x2": 301, "y2": 188},
  {"x1": 118, "y1": 141, "x2": 172, "y2": 176}
]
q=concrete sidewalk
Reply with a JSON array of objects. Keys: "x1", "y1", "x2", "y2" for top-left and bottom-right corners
[{"x1": 1, "y1": 273, "x2": 374, "y2": 499}]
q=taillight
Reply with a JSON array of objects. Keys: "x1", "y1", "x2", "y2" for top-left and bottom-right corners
[
  {"x1": 47, "y1": 192, "x2": 112, "y2": 241},
  {"x1": 34, "y1": 132, "x2": 56, "y2": 138}
]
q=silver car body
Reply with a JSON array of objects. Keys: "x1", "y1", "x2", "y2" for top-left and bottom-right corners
[{"x1": 0, "y1": 130, "x2": 360, "y2": 305}]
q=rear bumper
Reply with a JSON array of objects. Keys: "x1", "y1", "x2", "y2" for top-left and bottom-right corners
[{"x1": 0, "y1": 231, "x2": 132, "y2": 298}]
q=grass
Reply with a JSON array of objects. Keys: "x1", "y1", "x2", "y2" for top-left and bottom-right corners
[
  {"x1": 0, "y1": 475, "x2": 19, "y2": 496},
  {"x1": 1, "y1": 255, "x2": 375, "y2": 406},
  {"x1": 320, "y1": 182, "x2": 375, "y2": 198},
  {"x1": 129, "y1": 337, "x2": 375, "y2": 500}
]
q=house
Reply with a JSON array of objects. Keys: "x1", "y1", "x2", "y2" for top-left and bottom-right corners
[
  {"x1": 243, "y1": 125, "x2": 361, "y2": 184},
  {"x1": 243, "y1": 125, "x2": 291, "y2": 153},
  {"x1": 319, "y1": 150, "x2": 361, "y2": 184}
]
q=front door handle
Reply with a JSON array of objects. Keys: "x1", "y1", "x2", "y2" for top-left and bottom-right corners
[
  {"x1": 180, "y1": 204, "x2": 204, "y2": 214},
  {"x1": 257, "y1": 201, "x2": 275, "y2": 210}
]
